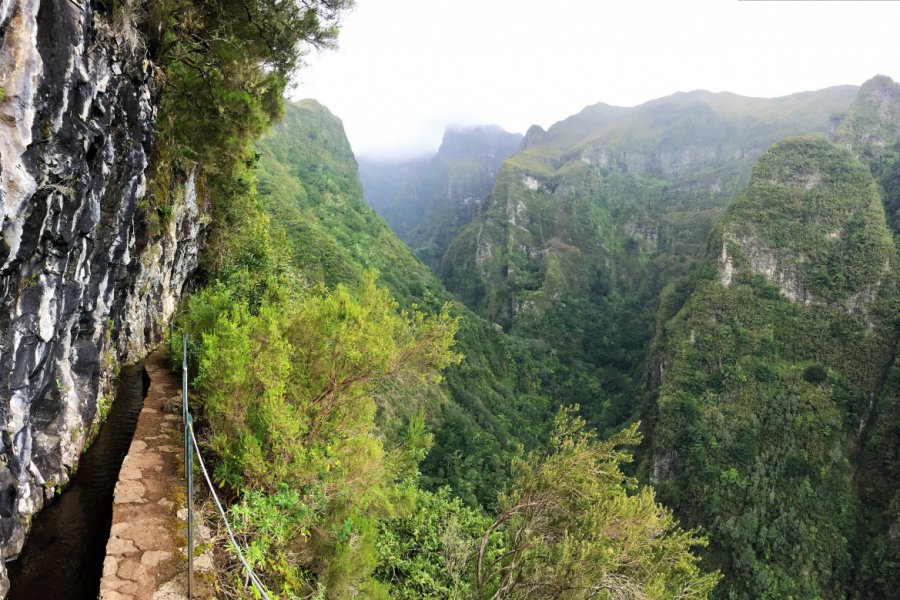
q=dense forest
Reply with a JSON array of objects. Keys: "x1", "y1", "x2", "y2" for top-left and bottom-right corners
[
  {"x1": 358, "y1": 76, "x2": 900, "y2": 598},
  {"x1": 120, "y1": 0, "x2": 900, "y2": 596}
]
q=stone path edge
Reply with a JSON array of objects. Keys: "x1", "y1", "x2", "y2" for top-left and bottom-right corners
[{"x1": 99, "y1": 348, "x2": 214, "y2": 600}]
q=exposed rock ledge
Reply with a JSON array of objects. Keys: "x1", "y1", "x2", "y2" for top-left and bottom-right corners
[
  {"x1": 718, "y1": 233, "x2": 810, "y2": 303},
  {"x1": 0, "y1": 0, "x2": 202, "y2": 592}
]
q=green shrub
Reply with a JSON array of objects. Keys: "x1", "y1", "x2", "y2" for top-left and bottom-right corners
[
  {"x1": 803, "y1": 364, "x2": 828, "y2": 385},
  {"x1": 193, "y1": 273, "x2": 460, "y2": 594},
  {"x1": 476, "y1": 407, "x2": 720, "y2": 599},
  {"x1": 375, "y1": 487, "x2": 490, "y2": 599}
]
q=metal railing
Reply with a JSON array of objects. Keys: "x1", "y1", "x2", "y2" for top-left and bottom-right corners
[
  {"x1": 179, "y1": 333, "x2": 270, "y2": 599},
  {"x1": 182, "y1": 335, "x2": 193, "y2": 597}
]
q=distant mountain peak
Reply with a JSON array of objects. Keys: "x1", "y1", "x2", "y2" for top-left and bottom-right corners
[
  {"x1": 444, "y1": 123, "x2": 511, "y2": 135},
  {"x1": 436, "y1": 125, "x2": 522, "y2": 160},
  {"x1": 859, "y1": 73, "x2": 899, "y2": 93},
  {"x1": 836, "y1": 74, "x2": 900, "y2": 164},
  {"x1": 520, "y1": 124, "x2": 547, "y2": 150}
]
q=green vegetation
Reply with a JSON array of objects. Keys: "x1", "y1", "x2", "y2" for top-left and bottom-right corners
[
  {"x1": 834, "y1": 75, "x2": 900, "y2": 598},
  {"x1": 254, "y1": 101, "x2": 564, "y2": 508},
  {"x1": 882, "y1": 155, "x2": 900, "y2": 233},
  {"x1": 141, "y1": 4, "x2": 899, "y2": 593},
  {"x1": 837, "y1": 75, "x2": 900, "y2": 236},
  {"x1": 475, "y1": 407, "x2": 720, "y2": 600},
  {"x1": 168, "y1": 158, "x2": 715, "y2": 596},
  {"x1": 255, "y1": 100, "x2": 447, "y2": 304},
  {"x1": 644, "y1": 138, "x2": 899, "y2": 598},
  {"x1": 197, "y1": 274, "x2": 460, "y2": 492},
  {"x1": 853, "y1": 355, "x2": 900, "y2": 596},
  {"x1": 156, "y1": 68, "x2": 716, "y2": 597},
  {"x1": 721, "y1": 136, "x2": 894, "y2": 305},
  {"x1": 144, "y1": 0, "x2": 352, "y2": 247},
  {"x1": 434, "y1": 85, "x2": 860, "y2": 443},
  {"x1": 359, "y1": 126, "x2": 522, "y2": 269},
  {"x1": 837, "y1": 75, "x2": 900, "y2": 179},
  {"x1": 185, "y1": 274, "x2": 458, "y2": 596},
  {"x1": 403, "y1": 85, "x2": 900, "y2": 597},
  {"x1": 375, "y1": 485, "x2": 490, "y2": 599}
]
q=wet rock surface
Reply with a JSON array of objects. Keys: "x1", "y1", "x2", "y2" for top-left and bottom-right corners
[
  {"x1": 6, "y1": 361, "x2": 148, "y2": 599},
  {"x1": 0, "y1": 0, "x2": 201, "y2": 591}
]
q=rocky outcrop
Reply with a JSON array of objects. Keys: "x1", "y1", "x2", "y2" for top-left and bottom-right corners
[
  {"x1": 519, "y1": 124, "x2": 547, "y2": 151},
  {"x1": 713, "y1": 137, "x2": 893, "y2": 316},
  {"x1": 0, "y1": 0, "x2": 202, "y2": 592},
  {"x1": 718, "y1": 233, "x2": 810, "y2": 303},
  {"x1": 439, "y1": 86, "x2": 860, "y2": 331}
]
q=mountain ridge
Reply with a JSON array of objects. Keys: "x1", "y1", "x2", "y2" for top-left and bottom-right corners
[
  {"x1": 359, "y1": 124, "x2": 523, "y2": 269},
  {"x1": 255, "y1": 101, "x2": 562, "y2": 507}
]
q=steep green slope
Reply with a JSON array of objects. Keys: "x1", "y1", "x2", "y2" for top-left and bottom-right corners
[
  {"x1": 835, "y1": 74, "x2": 900, "y2": 596},
  {"x1": 644, "y1": 137, "x2": 899, "y2": 598},
  {"x1": 837, "y1": 75, "x2": 900, "y2": 233},
  {"x1": 359, "y1": 125, "x2": 522, "y2": 268},
  {"x1": 852, "y1": 353, "x2": 900, "y2": 596},
  {"x1": 440, "y1": 85, "x2": 859, "y2": 431},
  {"x1": 837, "y1": 75, "x2": 900, "y2": 169},
  {"x1": 255, "y1": 101, "x2": 558, "y2": 506},
  {"x1": 243, "y1": 86, "x2": 899, "y2": 596},
  {"x1": 175, "y1": 95, "x2": 719, "y2": 598},
  {"x1": 255, "y1": 99, "x2": 445, "y2": 304}
]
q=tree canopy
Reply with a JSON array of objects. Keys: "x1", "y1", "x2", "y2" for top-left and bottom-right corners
[{"x1": 476, "y1": 407, "x2": 720, "y2": 600}]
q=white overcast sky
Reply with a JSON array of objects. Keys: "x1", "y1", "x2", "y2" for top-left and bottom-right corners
[{"x1": 291, "y1": 0, "x2": 900, "y2": 160}]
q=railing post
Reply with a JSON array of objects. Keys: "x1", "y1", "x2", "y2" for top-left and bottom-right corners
[
  {"x1": 187, "y1": 413, "x2": 194, "y2": 599},
  {"x1": 183, "y1": 334, "x2": 188, "y2": 482},
  {"x1": 182, "y1": 333, "x2": 193, "y2": 597}
]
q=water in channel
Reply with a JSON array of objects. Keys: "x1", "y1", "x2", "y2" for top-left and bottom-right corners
[{"x1": 6, "y1": 362, "x2": 150, "y2": 599}]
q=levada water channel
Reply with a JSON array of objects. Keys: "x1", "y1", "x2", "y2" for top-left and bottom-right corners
[{"x1": 7, "y1": 362, "x2": 149, "y2": 599}]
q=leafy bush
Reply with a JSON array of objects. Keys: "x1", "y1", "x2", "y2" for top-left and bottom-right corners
[
  {"x1": 803, "y1": 364, "x2": 828, "y2": 385},
  {"x1": 476, "y1": 406, "x2": 720, "y2": 599},
  {"x1": 375, "y1": 486, "x2": 490, "y2": 599},
  {"x1": 192, "y1": 273, "x2": 459, "y2": 594}
]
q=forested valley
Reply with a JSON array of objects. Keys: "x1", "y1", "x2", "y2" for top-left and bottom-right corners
[
  {"x1": 177, "y1": 67, "x2": 900, "y2": 598},
  {"x1": 1, "y1": 0, "x2": 897, "y2": 598},
  {"x1": 159, "y1": 1, "x2": 899, "y2": 595}
]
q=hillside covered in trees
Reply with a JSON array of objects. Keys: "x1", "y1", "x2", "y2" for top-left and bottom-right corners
[
  {"x1": 112, "y1": 0, "x2": 900, "y2": 590},
  {"x1": 170, "y1": 92, "x2": 720, "y2": 596},
  {"x1": 364, "y1": 76, "x2": 900, "y2": 598},
  {"x1": 162, "y1": 8, "x2": 900, "y2": 589},
  {"x1": 180, "y1": 77, "x2": 900, "y2": 596},
  {"x1": 6, "y1": 0, "x2": 896, "y2": 596}
]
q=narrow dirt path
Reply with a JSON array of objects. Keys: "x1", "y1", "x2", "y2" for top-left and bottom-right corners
[{"x1": 99, "y1": 349, "x2": 213, "y2": 600}]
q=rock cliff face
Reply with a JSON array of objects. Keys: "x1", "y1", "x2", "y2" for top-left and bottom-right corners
[
  {"x1": 715, "y1": 137, "x2": 894, "y2": 311},
  {"x1": 0, "y1": 0, "x2": 201, "y2": 591}
]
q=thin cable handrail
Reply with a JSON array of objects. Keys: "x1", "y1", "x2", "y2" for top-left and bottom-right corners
[{"x1": 187, "y1": 420, "x2": 271, "y2": 600}]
